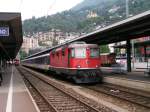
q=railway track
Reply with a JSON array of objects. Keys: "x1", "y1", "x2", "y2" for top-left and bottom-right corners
[
  {"x1": 18, "y1": 68, "x2": 57, "y2": 112},
  {"x1": 18, "y1": 67, "x2": 116, "y2": 112},
  {"x1": 86, "y1": 83, "x2": 150, "y2": 109}
]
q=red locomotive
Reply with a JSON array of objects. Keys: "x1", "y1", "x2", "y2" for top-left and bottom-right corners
[
  {"x1": 49, "y1": 42, "x2": 102, "y2": 83},
  {"x1": 22, "y1": 42, "x2": 102, "y2": 83}
]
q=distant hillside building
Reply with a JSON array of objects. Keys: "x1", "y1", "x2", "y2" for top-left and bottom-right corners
[
  {"x1": 33, "y1": 29, "x2": 80, "y2": 46},
  {"x1": 35, "y1": 29, "x2": 65, "y2": 46},
  {"x1": 87, "y1": 11, "x2": 98, "y2": 18},
  {"x1": 21, "y1": 36, "x2": 39, "y2": 54},
  {"x1": 59, "y1": 32, "x2": 80, "y2": 44},
  {"x1": 22, "y1": 29, "x2": 81, "y2": 53}
]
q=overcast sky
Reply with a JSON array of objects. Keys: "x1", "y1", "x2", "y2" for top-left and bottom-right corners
[{"x1": 0, "y1": 0, "x2": 83, "y2": 20}]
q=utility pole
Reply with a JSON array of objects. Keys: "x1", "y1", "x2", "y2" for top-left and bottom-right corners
[{"x1": 126, "y1": 0, "x2": 129, "y2": 18}]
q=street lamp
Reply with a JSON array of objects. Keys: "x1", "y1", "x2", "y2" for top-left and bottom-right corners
[{"x1": 126, "y1": 0, "x2": 129, "y2": 18}]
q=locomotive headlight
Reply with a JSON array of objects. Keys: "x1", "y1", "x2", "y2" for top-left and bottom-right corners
[
  {"x1": 96, "y1": 65, "x2": 98, "y2": 68},
  {"x1": 77, "y1": 65, "x2": 81, "y2": 68}
]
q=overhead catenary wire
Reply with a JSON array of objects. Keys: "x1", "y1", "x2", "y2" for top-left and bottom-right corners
[{"x1": 46, "y1": 0, "x2": 57, "y2": 17}]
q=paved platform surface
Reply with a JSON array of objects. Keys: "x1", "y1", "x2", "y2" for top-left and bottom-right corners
[
  {"x1": 102, "y1": 70, "x2": 150, "y2": 81},
  {"x1": 0, "y1": 66, "x2": 38, "y2": 112},
  {"x1": 101, "y1": 68, "x2": 150, "y2": 92}
]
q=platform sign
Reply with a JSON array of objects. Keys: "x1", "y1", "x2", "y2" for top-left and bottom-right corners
[{"x1": 0, "y1": 27, "x2": 9, "y2": 36}]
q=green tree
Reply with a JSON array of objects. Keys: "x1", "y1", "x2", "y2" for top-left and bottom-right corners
[
  {"x1": 20, "y1": 50, "x2": 28, "y2": 60},
  {"x1": 100, "y1": 45, "x2": 110, "y2": 53}
]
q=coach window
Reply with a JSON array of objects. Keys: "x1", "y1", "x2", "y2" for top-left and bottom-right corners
[
  {"x1": 45, "y1": 56, "x2": 48, "y2": 64},
  {"x1": 39, "y1": 57, "x2": 44, "y2": 64},
  {"x1": 75, "y1": 48, "x2": 86, "y2": 58},
  {"x1": 47, "y1": 56, "x2": 50, "y2": 64},
  {"x1": 35, "y1": 58, "x2": 38, "y2": 64},
  {"x1": 39, "y1": 57, "x2": 41, "y2": 64},
  {"x1": 43, "y1": 57, "x2": 46, "y2": 64}
]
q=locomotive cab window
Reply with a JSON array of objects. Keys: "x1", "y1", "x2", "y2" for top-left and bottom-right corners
[
  {"x1": 90, "y1": 48, "x2": 100, "y2": 58},
  {"x1": 75, "y1": 48, "x2": 86, "y2": 58}
]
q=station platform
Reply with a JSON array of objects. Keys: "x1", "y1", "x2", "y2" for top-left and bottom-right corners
[
  {"x1": 0, "y1": 65, "x2": 38, "y2": 112},
  {"x1": 101, "y1": 68, "x2": 150, "y2": 92}
]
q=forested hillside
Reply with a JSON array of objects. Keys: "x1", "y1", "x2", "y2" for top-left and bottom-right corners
[{"x1": 23, "y1": 0, "x2": 150, "y2": 35}]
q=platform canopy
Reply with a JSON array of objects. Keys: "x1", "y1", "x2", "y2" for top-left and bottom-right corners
[
  {"x1": 0, "y1": 12, "x2": 23, "y2": 60},
  {"x1": 113, "y1": 40, "x2": 150, "y2": 48},
  {"x1": 76, "y1": 10, "x2": 150, "y2": 45}
]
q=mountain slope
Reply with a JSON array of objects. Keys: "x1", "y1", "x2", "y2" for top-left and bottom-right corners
[{"x1": 23, "y1": 0, "x2": 150, "y2": 34}]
